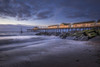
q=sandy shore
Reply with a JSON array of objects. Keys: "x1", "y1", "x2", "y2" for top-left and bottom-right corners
[{"x1": 0, "y1": 36, "x2": 100, "y2": 67}]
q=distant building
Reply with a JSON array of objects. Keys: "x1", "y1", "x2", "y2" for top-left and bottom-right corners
[
  {"x1": 72, "y1": 21, "x2": 96, "y2": 28},
  {"x1": 33, "y1": 27, "x2": 39, "y2": 30},
  {"x1": 32, "y1": 27, "x2": 39, "y2": 32},
  {"x1": 48, "y1": 25, "x2": 59, "y2": 29},
  {"x1": 59, "y1": 23, "x2": 71, "y2": 28},
  {"x1": 27, "y1": 27, "x2": 39, "y2": 32}
]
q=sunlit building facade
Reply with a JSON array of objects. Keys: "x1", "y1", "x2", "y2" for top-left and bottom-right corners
[
  {"x1": 48, "y1": 25, "x2": 59, "y2": 29},
  {"x1": 33, "y1": 27, "x2": 39, "y2": 30},
  {"x1": 59, "y1": 23, "x2": 71, "y2": 28},
  {"x1": 72, "y1": 21, "x2": 96, "y2": 28}
]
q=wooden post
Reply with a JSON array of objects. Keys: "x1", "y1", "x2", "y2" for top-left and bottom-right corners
[
  {"x1": 66, "y1": 28, "x2": 68, "y2": 32},
  {"x1": 68, "y1": 28, "x2": 69, "y2": 32},
  {"x1": 71, "y1": 28, "x2": 73, "y2": 32},
  {"x1": 60, "y1": 29, "x2": 62, "y2": 33},
  {"x1": 65, "y1": 28, "x2": 66, "y2": 32},
  {"x1": 56, "y1": 29, "x2": 57, "y2": 33},
  {"x1": 59, "y1": 28, "x2": 61, "y2": 33}
]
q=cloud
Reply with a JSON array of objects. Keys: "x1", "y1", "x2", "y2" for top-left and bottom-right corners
[
  {"x1": 34, "y1": 10, "x2": 54, "y2": 20},
  {"x1": 59, "y1": 0, "x2": 100, "y2": 19},
  {"x1": 0, "y1": 0, "x2": 100, "y2": 22},
  {"x1": 0, "y1": 0, "x2": 55, "y2": 20}
]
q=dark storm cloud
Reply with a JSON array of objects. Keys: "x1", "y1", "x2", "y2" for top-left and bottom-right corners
[
  {"x1": 0, "y1": 0, "x2": 100, "y2": 21},
  {"x1": 0, "y1": 0, "x2": 55, "y2": 20},
  {"x1": 34, "y1": 10, "x2": 54, "y2": 19}
]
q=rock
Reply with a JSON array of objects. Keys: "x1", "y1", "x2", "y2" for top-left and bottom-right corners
[
  {"x1": 80, "y1": 36, "x2": 89, "y2": 41},
  {"x1": 35, "y1": 29, "x2": 100, "y2": 41},
  {"x1": 83, "y1": 29, "x2": 97, "y2": 39},
  {"x1": 96, "y1": 30, "x2": 100, "y2": 35},
  {"x1": 54, "y1": 32, "x2": 61, "y2": 36},
  {"x1": 59, "y1": 33, "x2": 69, "y2": 39}
]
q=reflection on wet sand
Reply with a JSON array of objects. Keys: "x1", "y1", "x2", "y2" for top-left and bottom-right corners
[{"x1": 0, "y1": 36, "x2": 100, "y2": 67}]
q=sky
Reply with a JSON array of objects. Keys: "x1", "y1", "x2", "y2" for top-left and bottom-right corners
[
  {"x1": 0, "y1": 24, "x2": 33, "y2": 31},
  {"x1": 0, "y1": 0, "x2": 100, "y2": 26}
]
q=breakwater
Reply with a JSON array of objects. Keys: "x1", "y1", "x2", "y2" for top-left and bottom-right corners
[{"x1": 35, "y1": 28, "x2": 100, "y2": 41}]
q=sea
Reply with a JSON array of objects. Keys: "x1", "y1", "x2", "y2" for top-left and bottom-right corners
[
  {"x1": 0, "y1": 31, "x2": 100, "y2": 67},
  {"x1": 0, "y1": 31, "x2": 57, "y2": 47}
]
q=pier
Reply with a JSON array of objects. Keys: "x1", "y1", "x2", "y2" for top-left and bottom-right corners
[{"x1": 28, "y1": 20, "x2": 100, "y2": 33}]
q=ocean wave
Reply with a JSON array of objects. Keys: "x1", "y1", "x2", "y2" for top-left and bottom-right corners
[{"x1": 0, "y1": 36, "x2": 47, "y2": 45}]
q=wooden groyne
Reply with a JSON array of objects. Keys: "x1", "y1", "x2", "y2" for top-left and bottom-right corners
[{"x1": 27, "y1": 20, "x2": 100, "y2": 32}]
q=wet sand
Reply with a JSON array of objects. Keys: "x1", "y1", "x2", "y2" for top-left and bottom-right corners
[{"x1": 0, "y1": 36, "x2": 100, "y2": 67}]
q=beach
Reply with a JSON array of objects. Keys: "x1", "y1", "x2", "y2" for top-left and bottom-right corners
[{"x1": 0, "y1": 33, "x2": 100, "y2": 67}]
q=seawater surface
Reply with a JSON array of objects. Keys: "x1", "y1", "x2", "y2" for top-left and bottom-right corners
[{"x1": 0, "y1": 32, "x2": 100, "y2": 67}]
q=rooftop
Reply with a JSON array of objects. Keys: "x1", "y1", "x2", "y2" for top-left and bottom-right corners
[
  {"x1": 48, "y1": 25, "x2": 59, "y2": 27},
  {"x1": 61, "y1": 23, "x2": 70, "y2": 25}
]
